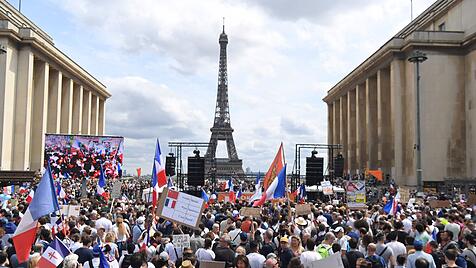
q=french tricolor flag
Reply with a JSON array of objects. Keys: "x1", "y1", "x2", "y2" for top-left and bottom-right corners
[
  {"x1": 253, "y1": 164, "x2": 287, "y2": 207},
  {"x1": 26, "y1": 189, "x2": 34, "y2": 204},
  {"x1": 37, "y1": 238, "x2": 71, "y2": 268},
  {"x1": 151, "y1": 139, "x2": 167, "y2": 208},
  {"x1": 13, "y1": 164, "x2": 60, "y2": 263},
  {"x1": 97, "y1": 163, "x2": 107, "y2": 198}
]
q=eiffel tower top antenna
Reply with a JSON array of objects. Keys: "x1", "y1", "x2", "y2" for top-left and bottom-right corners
[{"x1": 223, "y1": 17, "x2": 225, "y2": 33}]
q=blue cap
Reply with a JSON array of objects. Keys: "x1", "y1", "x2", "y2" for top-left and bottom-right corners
[
  {"x1": 414, "y1": 240, "x2": 423, "y2": 249},
  {"x1": 240, "y1": 232, "x2": 248, "y2": 241}
]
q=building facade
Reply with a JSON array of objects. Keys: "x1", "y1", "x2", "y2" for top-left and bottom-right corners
[
  {"x1": 323, "y1": 0, "x2": 476, "y2": 186},
  {"x1": 0, "y1": 1, "x2": 110, "y2": 172}
]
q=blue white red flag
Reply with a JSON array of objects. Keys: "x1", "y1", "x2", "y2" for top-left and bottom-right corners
[
  {"x1": 97, "y1": 163, "x2": 107, "y2": 198},
  {"x1": 253, "y1": 164, "x2": 287, "y2": 206},
  {"x1": 13, "y1": 164, "x2": 60, "y2": 263},
  {"x1": 37, "y1": 237, "x2": 71, "y2": 268},
  {"x1": 151, "y1": 139, "x2": 167, "y2": 208}
]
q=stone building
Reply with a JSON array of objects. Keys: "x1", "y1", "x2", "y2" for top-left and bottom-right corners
[
  {"x1": 323, "y1": 0, "x2": 476, "y2": 186},
  {"x1": 0, "y1": 1, "x2": 110, "y2": 172}
]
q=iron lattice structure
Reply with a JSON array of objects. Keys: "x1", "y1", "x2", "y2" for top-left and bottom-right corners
[{"x1": 205, "y1": 26, "x2": 244, "y2": 178}]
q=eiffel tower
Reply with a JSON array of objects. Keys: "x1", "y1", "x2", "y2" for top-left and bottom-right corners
[{"x1": 205, "y1": 24, "x2": 244, "y2": 177}]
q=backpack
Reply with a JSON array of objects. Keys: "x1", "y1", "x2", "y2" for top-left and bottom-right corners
[
  {"x1": 316, "y1": 244, "x2": 331, "y2": 259},
  {"x1": 456, "y1": 253, "x2": 468, "y2": 268},
  {"x1": 366, "y1": 255, "x2": 385, "y2": 268}
]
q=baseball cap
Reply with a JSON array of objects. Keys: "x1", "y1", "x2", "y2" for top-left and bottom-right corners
[{"x1": 333, "y1": 226, "x2": 344, "y2": 233}]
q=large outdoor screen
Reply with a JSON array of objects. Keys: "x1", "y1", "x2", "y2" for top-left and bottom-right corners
[{"x1": 44, "y1": 134, "x2": 124, "y2": 181}]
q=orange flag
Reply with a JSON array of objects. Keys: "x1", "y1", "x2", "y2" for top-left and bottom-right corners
[
  {"x1": 263, "y1": 143, "x2": 285, "y2": 190},
  {"x1": 367, "y1": 170, "x2": 383, "y2": 181}
]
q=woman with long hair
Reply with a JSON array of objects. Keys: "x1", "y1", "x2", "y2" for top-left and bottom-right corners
[
  {"x1": 290, "y1": 236, "x2": 304, "y2": 257},
  {"x1": 235, "y1": 255, "x2": 250, "y2": 268},
  {"x1": 113, "y1": 217, "x2": 130, "y2": 256}
]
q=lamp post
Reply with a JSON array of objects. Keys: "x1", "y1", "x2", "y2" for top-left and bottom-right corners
[{"x1": 408, "y1": 50, "x2": 427, "y2": 192}]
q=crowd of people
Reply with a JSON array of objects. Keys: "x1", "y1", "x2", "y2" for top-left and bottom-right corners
[{"x1": 0, "y1": 174, "x2": 475, "y2": 268}]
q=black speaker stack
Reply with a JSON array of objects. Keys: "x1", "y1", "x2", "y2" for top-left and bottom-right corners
[
  {"x1": 187, "y1": 157, "x2": 205, "y2": 186},
  {"x1": 305, "y1": 156, "x2": 324, "y2": 186}
]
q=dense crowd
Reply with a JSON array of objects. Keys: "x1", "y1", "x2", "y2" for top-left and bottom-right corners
[{"x1": 0, "y1": 177, "x2": 475, "y2": 268}]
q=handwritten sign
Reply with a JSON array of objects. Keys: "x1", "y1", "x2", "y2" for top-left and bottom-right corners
[
  {"x1": 60, "y1": 205, "x2": 81, "y2": 218},
  {"x1": 399, "y1": 187, "x2": 411, "y2": 204},
  {"x1": 172, "y1": 234, "x2": 190, "y2": 249},
  {"x1": 156, "y1": 189, "x2": 206, "y2": 229},
  {"x1": 295, "y1": 203, "x2": 312, "y2": 216},
  {"x1": 321, "y1": 181, "x2": 333, "y2": 195},
  {"x1": 239, "y1": 207, "x2": 261, "y2": 217}
]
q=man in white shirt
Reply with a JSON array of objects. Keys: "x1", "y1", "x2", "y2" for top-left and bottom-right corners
[
  {"x1": 386, "y1": 232, "x2": 407, "y2": 259},
  {"x1": 95, "y1": 212, "x2": 113, "y2": 233},
  {"x1": 300, "y1": 239, "x2": 321, "y2": 268},
  {"x1": 247, "y1": 241, "x2": 266, "y2": 268},
  {"x1": 406, "y1": 240, "x2": 436, "y2": 268},
  {"x1": 165, "y1": 237, "x2": 183, "y2": 263},
  {"x1": 444, "y1": 215, "x2": 461, "y2": 242}
]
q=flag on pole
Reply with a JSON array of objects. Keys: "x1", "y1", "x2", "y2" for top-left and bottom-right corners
[
  {"x1": 56, "y1": 181, "x2": 66, "y2": 199},
  {"x1": 237, "y1": 185, "x2": 243, "y2": 199},
  {"x1": 37, "y1": 237, "x2": 71, "y2": 268},
  {"x1": 136, "y1": 167, "x2": 142, "y2": 177},
  {"x1": 97, "y1": 163, "x2": 107, "y2": 199},
  {"x1": 298, "y1": 184, "x2": 306, "y2": 202},
  {"x1": 167, "y1": 177, "x2": 174, "y2": 188},
  {"x1": 151, "y1": 139, "x2": 167, "y2": 208},
  {"x1": 253, "y1": 164, "x2": 287, "y2": 207},
  {"x1": 228, "y1": 179, "x2": 236, "y2": 203},
  {"x1": 13, "y1": 164, "x2": 60, "y2": 263},
  {"x1": 117, "y1": 162, "x2": 123, "y2": 177},
  {"x1": 263, "y1": 143, "x2": 285, "y2": 190},
  {"x1": 249, "y1": 174, "x2": 262, "y2": 202}
]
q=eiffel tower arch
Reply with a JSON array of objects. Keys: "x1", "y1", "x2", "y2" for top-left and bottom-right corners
[{"x1": 205, "y1": 25, "x2": 244, "y2": 178}]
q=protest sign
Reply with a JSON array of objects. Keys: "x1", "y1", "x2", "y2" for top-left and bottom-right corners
[
  {"x1": 399, "y1": 187, "x2": 411, "y2": 204},
  {"x1": 321, "y1": 181, "x2": 333, "y2": 195},
  {"x1": 156, "y1": 188, "x2": 206, "y2": 229},
  {"x1": 59, "y1": 205, "x2": 81, "y2": 217},
  {"x1": 200, "y1": 261, "x2": 226, "y2": 268},
  {"x1": 310, "y1": 253, "x2": 344, "y2": 268},
  {"x1": 429, "y1": 199, "x2": 451, "y2": 208},
  {"x1": 295, "y1": 203, "x2": 312, "y2": 216},
  {"x1": 346, "y1": 181, "x2": 366, "y2": 209},
  {"x1": 468, "y1": 194, "x2": 476, "y2": 206},
  {"x1": 111, "y1": 181, "x2": 122, "y2": 199},
  {"x1": 172, "y1": 234, "x2": 190, "y2": 249},
  {"x1": 239, "y1": 207, "x2": 261, "y2": 217}
]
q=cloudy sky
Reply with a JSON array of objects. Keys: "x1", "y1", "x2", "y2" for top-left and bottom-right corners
[{"x1": 12, "y1": 0, "x2": 435, "y2": 174}]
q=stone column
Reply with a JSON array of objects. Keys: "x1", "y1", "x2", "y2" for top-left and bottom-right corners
[
  {"x1": 82, "y1": 89, "x2": 91, "y2": 135},
  {"x1": 30, "y1": 60, "x2": 49, "y2": 171},
  {"x1": 347, "y1": 89, "x2": 356, "y2": 173},
  {"x1": 366, "y1": 76, "x2": 378, "y2": 169},
  {"x1": 60, "y1": 76, "x2": 73, "y2": 134},
  {"x1": 0, "y1": 39, "x2": 17, "y2": 170},
  {"x1": 356, "y1": 83, "x2": 367, "y2": 171},
  {"x1": 91, "y1": 94, "x2": 99, "y2": 135},
  {"x1": 328, "y1": 103, "x2": 334, "y2": 145},
  {"x1": 390, "y1": 60, "x2": 405, "y2": 184},
  {"x1": 333, "y1": 99, "x2": 341, "y2": 148},
  {"x1": 340, "y1": 94, "x2": 348, "y2": 171},
  {"x1": 377, "y1": 68, "x2": 391, "y2": 175},
  {"x1": 12, "y1": 47, "x2": 34, "y2": 170},
  {"x1": 72, "y1": 83, "x2": 83, "y2": 133},
  {"x1": 47, "y1": 69, "x2": 62, "y2": 133},
  {"x1": 98, "y1": 98, "x2": 105, "y2": 135}
]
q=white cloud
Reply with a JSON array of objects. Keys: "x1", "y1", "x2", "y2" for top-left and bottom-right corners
[{"x1": 49, "y1": 0, "x2": 436, "y2": 173}]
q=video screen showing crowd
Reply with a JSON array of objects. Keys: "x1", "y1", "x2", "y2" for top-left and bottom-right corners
[{"x1": 1, "y1": 140, "x2": 475, "y2": 268}]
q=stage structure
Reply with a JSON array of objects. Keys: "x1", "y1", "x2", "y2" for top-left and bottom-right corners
[
  {"x1": 292, "y1": 143, "x2": 343, "y2": 191},
  {"x1": 204, "y1": 24, "x2": 244, "y2": 178}
]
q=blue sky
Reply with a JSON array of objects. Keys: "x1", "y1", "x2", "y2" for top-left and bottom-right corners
[{"x1": 11, "y1": 0, "x2": 435, "y2": 174}]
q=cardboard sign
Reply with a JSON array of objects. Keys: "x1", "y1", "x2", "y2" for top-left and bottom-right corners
[
  {"x1": 399, "y1": 187, "x2": 411, "y2": 204},
  {"x1": 295, "y1": 203, "x2": 312, "y2": 216},
  {"x1": 111, "y1": 181, "x2": 122, "y2": 199},
  {"x1": 467, "y1": 194, "x2": 476, "y2": 207},
  {"x1": 429, "y1": 200, "x2": 451, "y2": 208},
  {"x1": 156, "y1": 188, "x2": 206, "y2": 229},
  {"x1": 60, "y1": 205, "x2": 81, "y2": 217},
  {"x1": 200, "y1": 261, "x2": 226, "y2": 268},
  {"x1": 239, "y1": 207, "x2": 261, "y2": 217},
  {"x1": 172, "y1": 234, "x2": 190, "y2": 249}
]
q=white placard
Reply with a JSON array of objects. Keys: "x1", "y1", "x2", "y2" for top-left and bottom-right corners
[
  {"x1": 321, "y1": 181, "x2": 333, "y2": 195},
  {"x1": 156, "y1": 189, "x2": 205, "y2": 229},
  {"x1": 172, "y1": 234, "x2": 190, "y2": 249},
  {"x1": 111, "y1": 181, "x2": 122, "y2": 199},
  {"x1": 310, "y1": 253, "x2": 344, "y2": 268}
]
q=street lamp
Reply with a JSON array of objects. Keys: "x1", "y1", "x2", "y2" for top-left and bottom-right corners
[{"x1": 408, "y1": 50, "x2": 427, "y2": 192}]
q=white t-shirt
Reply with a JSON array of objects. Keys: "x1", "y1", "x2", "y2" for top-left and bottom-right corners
[
  {"x1": 196, "y1": 248, "x2": 216, "y2": 261},
  {"x1": 96, "y1": 217, "x2": 113, "y2": 232},
  {"x1": 444, "y1": 223, "x2": 461, "y2": 241},
  {"x1": 300, "y1": 251, "x2": 322, "y2": 268},
  {"x1": 166, "y1": 242, "x2": 183, "y2": 262},
  {"x1": 247, "y1": 252, "x2": 266, "y2": 268}
]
